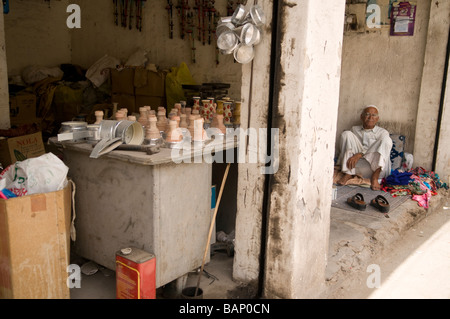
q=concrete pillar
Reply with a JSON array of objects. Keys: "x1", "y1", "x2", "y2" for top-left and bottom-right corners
[
  {"x1": 233, "y1": 1, "x2": 274, "y2": 285},
  {"x1": 413, "y1": 1, "x2": 450, "y2": 170},
  {"x1": 435, "y1": 57, "x2": 450, "y2": 185},
  {"x1": 0, "y1": 11, "x2": 10, "y2": 129},
  {"x1": 262, "y1": 0, "x2": 345, "y2": 298}
]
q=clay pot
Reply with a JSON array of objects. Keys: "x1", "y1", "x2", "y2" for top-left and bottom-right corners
[
  {"x1": 138, "y1": 107, "x2": 149, "y2": 128},
  {"x1": 216, "y1": 100, "x2": 224, "y2": 115},
  {"x1": 174, "y1": 103, "x2": 182, "y2": 116},
  {"x1": 185, "y1": 108, "x2": 192, "y2": 125},
  {"x1": 201, "y1": 100, "x2": 211, "y2": 123},
  {"x1": 166, "y1": 120, "x2": 183, "y2": 142},
  {"x1": 193, "y1": 97, "x2": 201, "y2": 111},
  {"x1": 188, "y1": 115, "x2": 196, "y2": 139},
  {"x1": 115, "y1": 110, "x2": 126, "y2": 121},
  {"x1": 180, "y1": 114, "x2": 188, "y2": 129},
  {"x1": 223, "y1": 102, "x2": 233, "y2": 125},
  {"x1": 94, "y1": 110, "x2": 104, "y2": 124},
  {"x1": 146, "y1": 116, "x2": 161, "y2": 140},
  {"x1": 193, "y1": 118, "x2": 207, "y2": 142},
  {"x1": 157, "y1": 111, "x2": 167, "y2": 132},
  {"x1": 233, "y1": 101, "x2": 241, "y2": 125},
  {"x1": 192, "y1": 110, "x2": 201, "y2": 119},
  {"x1": 215, "y1": 114, "x2": 227, "y2": 134}
]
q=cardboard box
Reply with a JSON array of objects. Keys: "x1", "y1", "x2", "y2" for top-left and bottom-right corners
[
  {"x1": 135, "y1": 95, "x2": 166, "y2": 111},
  {"x1": 9, "y1": 93, "x2": 36, "y2": 121},
  {"x1": 0, "y1": 184, "x2": 72, "y2": 299},
  {"x1": 112, "y1": 93, "x2": 137, "y2": 114},
  {"x1": 134, "y1": 70, "x2": 166, "y2": 97},
  {"x1": 0, "y1": 132, "x2": 46, "y2": 168},
  {"x1": 111, "y1": 68, "x2": 136, "y2": 95}
]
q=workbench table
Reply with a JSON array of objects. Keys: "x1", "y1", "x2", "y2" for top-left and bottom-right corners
[{"x1": 57, "y1": 137, "x2": 236, "y2": 288}]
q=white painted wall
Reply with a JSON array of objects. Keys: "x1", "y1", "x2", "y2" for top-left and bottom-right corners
[
  {"x1": 70, "y1": 0, "x2": 242, "y2": 99},
  {"x1": 0, "y1": 11, "x2": 10, "y2": 129},
  {"x1": 3, "y1": 0, "x2": 71, "y2": 77},
  {"x1": 338, "y1": 0, "x2": 432, "y2": 156}
]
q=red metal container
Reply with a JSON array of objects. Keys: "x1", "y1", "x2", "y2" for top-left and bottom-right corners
[{"x1": 115, "y1": 247, "x2": 156, "y2": 299}]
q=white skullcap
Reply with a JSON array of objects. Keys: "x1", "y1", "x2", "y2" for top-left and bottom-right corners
[{"x1": 361, "y1": 105, "x2": 379, "y2": 114}]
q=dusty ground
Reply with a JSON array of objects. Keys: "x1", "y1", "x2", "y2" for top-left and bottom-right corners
[{"x1": 325, "y1": 201, "x2": 450, "y2": 299}]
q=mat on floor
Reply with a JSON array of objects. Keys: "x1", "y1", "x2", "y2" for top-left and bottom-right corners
[{"x1": 331, "y1": 185, "x2": 409, "y2": 218}]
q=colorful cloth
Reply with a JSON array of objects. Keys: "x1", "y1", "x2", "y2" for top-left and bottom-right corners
[
  {"x1": 385, "y1": 169, "x2": 412, "y2": 185},
  {"x1": 381, "y1": 166, "x2": 448, "y2": 209}
]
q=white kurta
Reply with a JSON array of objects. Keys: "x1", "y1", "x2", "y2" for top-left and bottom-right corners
[{"x1": 338, "y1": 125, "x2": 393, "y2": 178}]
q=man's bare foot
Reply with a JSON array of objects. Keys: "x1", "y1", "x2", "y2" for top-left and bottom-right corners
[
  {"x1": 337, "y1": 173, "x2": 353, "y2": 186},
  {"x1": 370, "y1": 168, "x2": 382, "y2": 190},
  {"x1": 371, "y1": 178, "x2": 381, "y2": 190}
]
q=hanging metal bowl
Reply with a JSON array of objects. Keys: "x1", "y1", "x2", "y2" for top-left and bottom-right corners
[
  {"x1": 231, "y1": 4, "x2": 247, "y2": 25},
  {"x1": 247, "y1": 4, "x2": 266, "y2": 27},
  {"x1": 234, "y1": 23, "x2": 260, "y2": 46},
  {"x1": 216, "y1": 22, "x2": 235, "y2": 38},
  {"x1": 217, "y1": 30, "x2": 239, "y2": 52},
  {"x1": 234, "y1": 43, "x2": 255, "y2": 64}
]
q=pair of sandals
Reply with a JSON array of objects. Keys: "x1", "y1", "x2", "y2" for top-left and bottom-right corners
[{"x1": 346, "y1": 193, "x2": 390, "y2": 213}]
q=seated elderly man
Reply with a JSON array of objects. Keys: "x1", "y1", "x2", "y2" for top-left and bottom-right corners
[{"x1": 337, "y1": 105, "x2": 393, "y2": 190}]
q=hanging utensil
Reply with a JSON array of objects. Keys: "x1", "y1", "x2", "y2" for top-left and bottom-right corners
[
  {"x1": 135, "y1": 0, "x2": 144, "y2": 31},
  {"x1": 207, "y1": 1, "x2": 215, "y2": 45},
  {"x1": 187, "y1": 11, "x2": 196, "y2": 63},
  {"x1": 213, "y1": 9, "x2": 220, "y2": 64},
  {"x1": 113, "y1": 0, "x2": 119, "y2": 25},
  {"x1": 201, "y1": 0, "x2": 207, "y2": 45},
  {"x1": 166, "y1": 0, "x2": 174, "y2": 38},
  {"x1": 194, "y1": 0, "x2": 202, "y2": 42},
  {"x1": 128, "y1": 0, "x2": 134, "y2": 30}
]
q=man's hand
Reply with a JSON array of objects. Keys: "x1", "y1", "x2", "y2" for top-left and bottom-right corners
[{"x1": 347, "y1": 153, "x2": 363, "y2": 170}]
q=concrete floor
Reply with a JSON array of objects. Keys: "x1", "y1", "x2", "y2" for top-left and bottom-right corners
[
  {"x1": 69, "y1": 188, "x2": 449, "y2": 299},
  {"x1": 70, "y1": 249, "x2": 241, "y2": 299}
]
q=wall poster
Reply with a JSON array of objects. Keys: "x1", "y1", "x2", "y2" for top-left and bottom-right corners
[{"x1": 390, "y1": 1, "x2": 417, "y2": 36}]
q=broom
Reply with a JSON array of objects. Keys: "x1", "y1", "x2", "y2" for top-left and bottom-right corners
[{"x1": 195, "y1": 163, "x2": 231, "y2": 297}]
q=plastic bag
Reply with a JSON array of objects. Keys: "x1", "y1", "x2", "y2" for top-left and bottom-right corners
[
  {"x1": 125, "y1": 48, "x2": 148, "y2": 67},
  {"x1": 86, "y1": 55, "x2": 121, "y2": 88},
  {"x1": 22, "y1": 65, "x2": 64, "y2": 85},
  {"x1": 165, "y1": 62, "x2": 196, "y2": 112},
  {"x1": 0, "y1": 153, "x2": 69, "y2": 197}
]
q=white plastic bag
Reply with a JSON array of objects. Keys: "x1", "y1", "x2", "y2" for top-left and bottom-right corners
[
  {"x1": 0, "y1": 153, "x2": 69, "y2": 197},
  {"x1": 125, "y1": 48, "x2": 148, "y2": 67},
  {"x1": 22, "y1": 65, "x2": 64, "y2": 84},
  {"x1": 85, "y1": 54, "x2": 121, "y2": 87}
]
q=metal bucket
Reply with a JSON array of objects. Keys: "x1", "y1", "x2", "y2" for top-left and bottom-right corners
[
  {"x1": 116, "y1": 120, "x2": 145, "y2": 145},
  {"x1": 181, "y1": 287, "x2": 203, "y2": 299},
  {"x1": 59, "y1": 121, "x2": 87, "y2": 132},
  {"x1": 99, "y1": 120, "x2": 144, "y2": 145}
]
